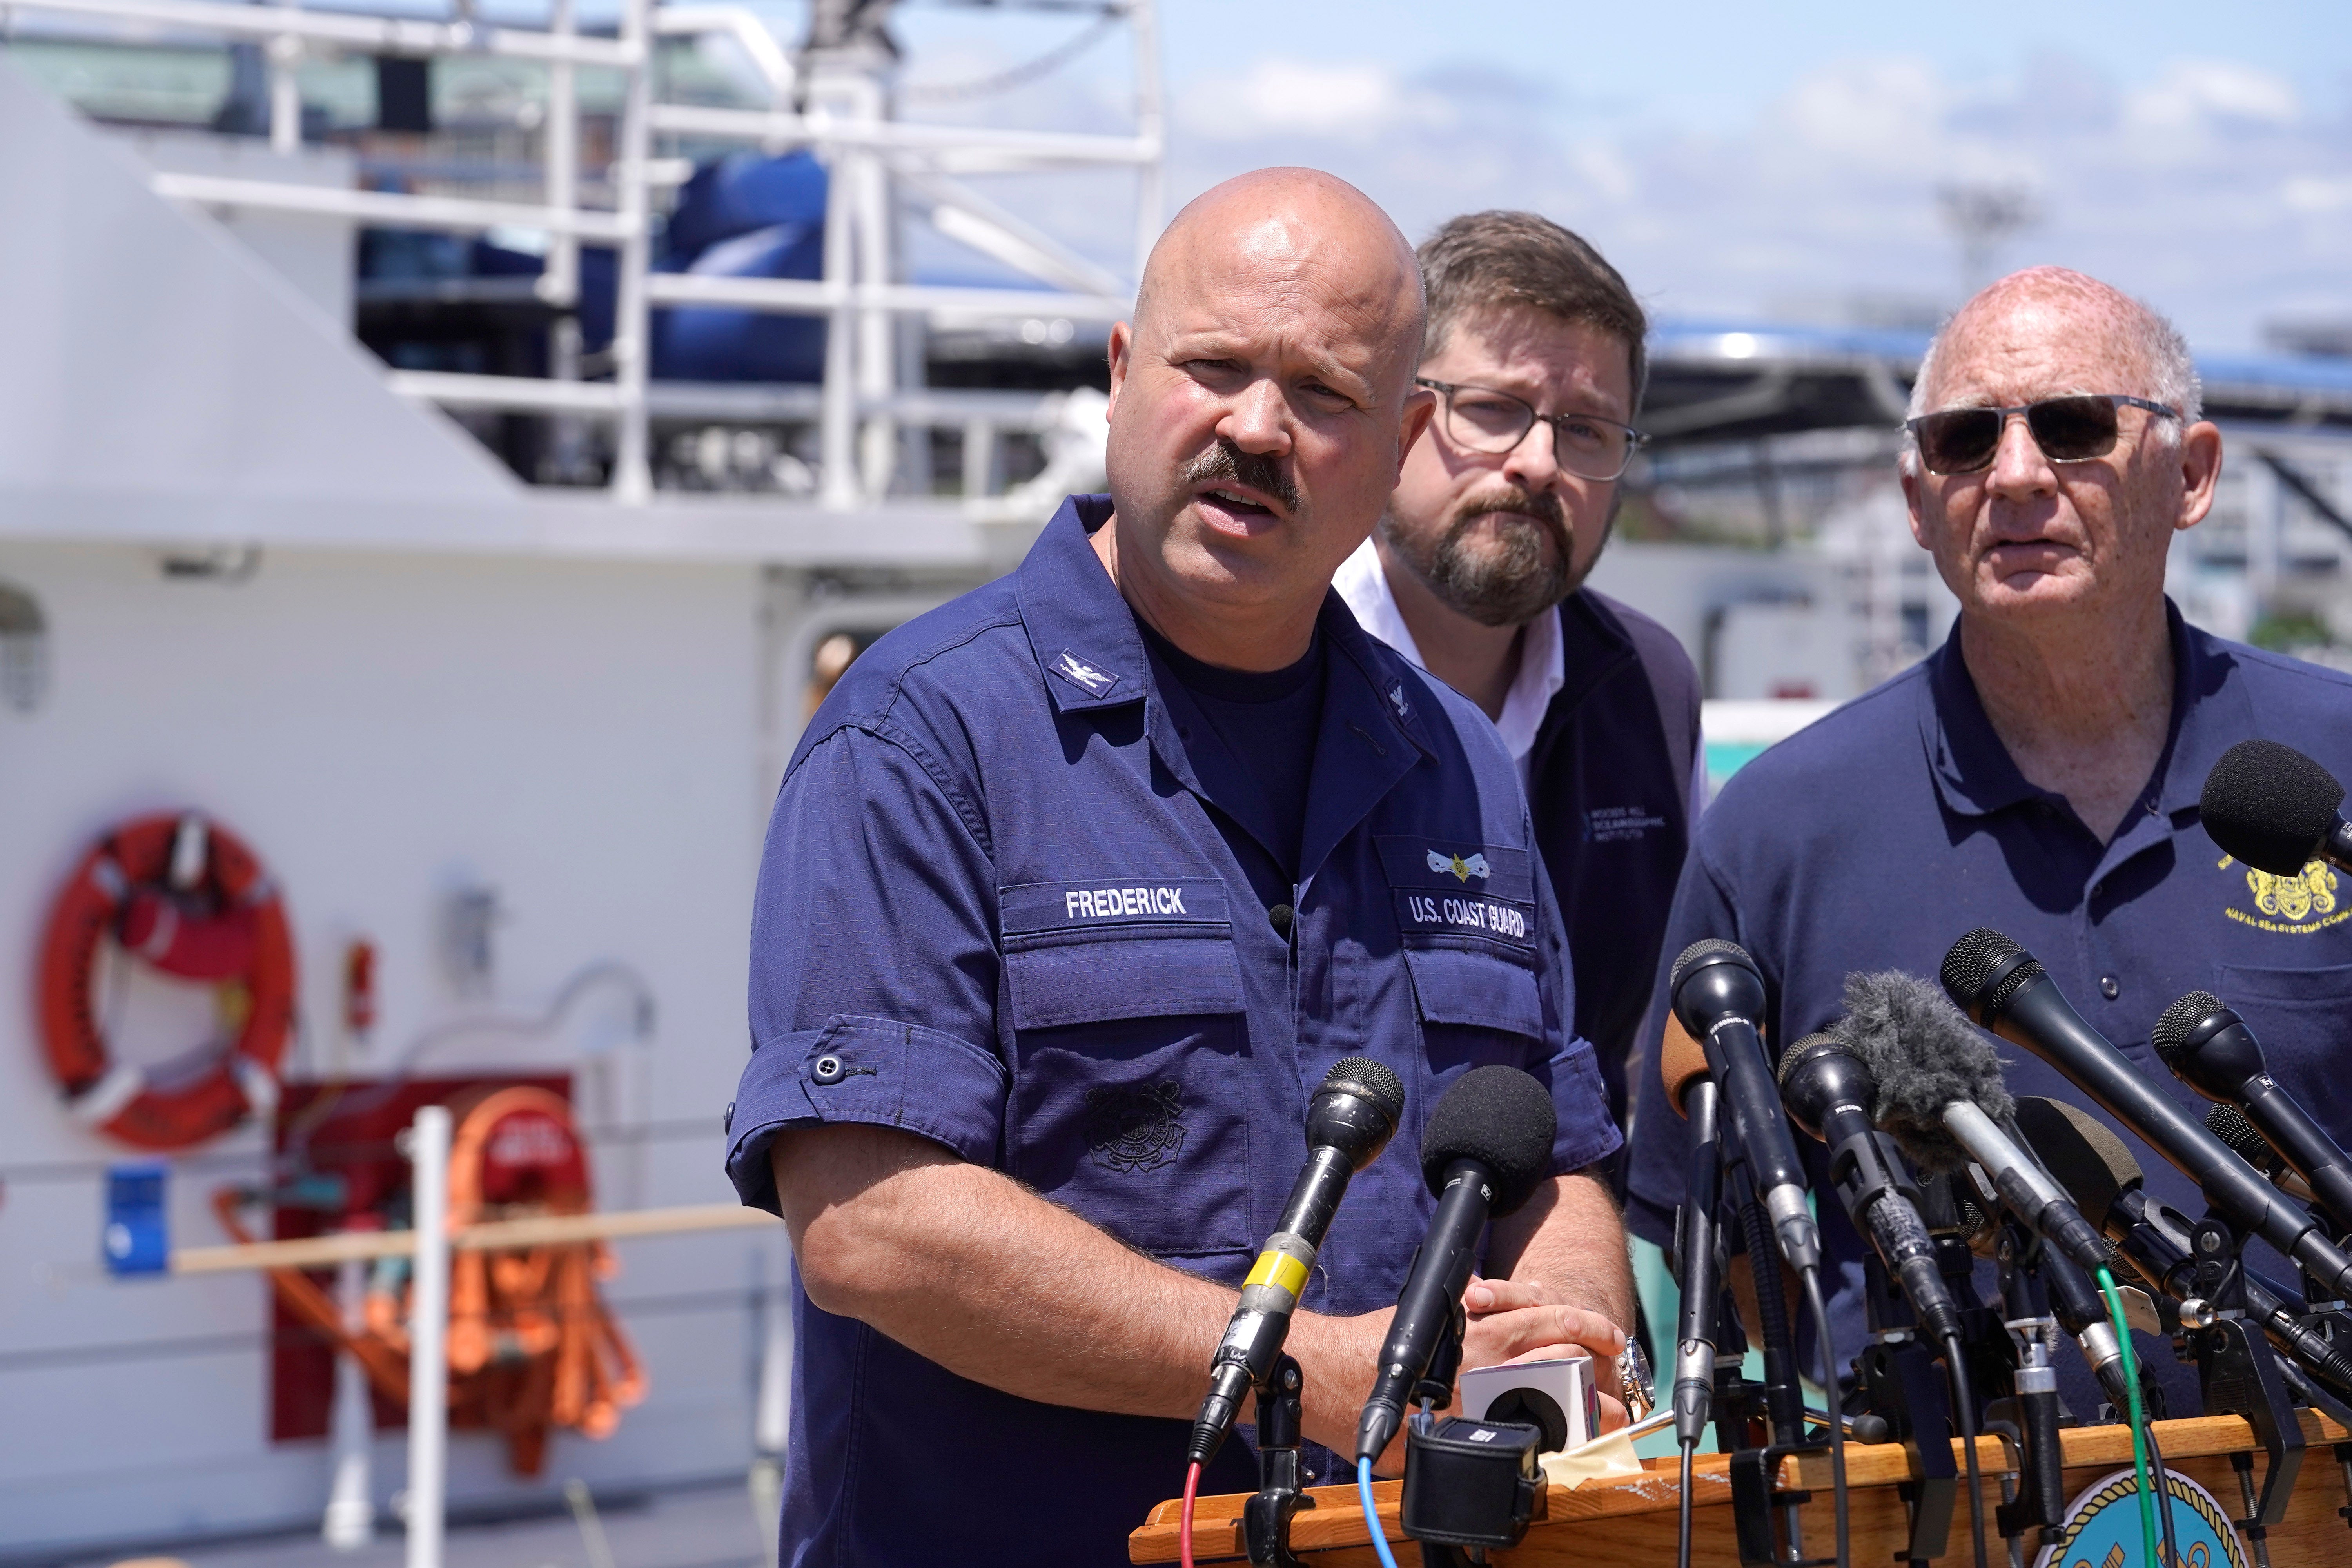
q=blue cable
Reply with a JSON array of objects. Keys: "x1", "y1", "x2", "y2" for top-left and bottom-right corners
[{"x1": 1357, "y1": 1456, "x2": 1402, "y2": 1568}]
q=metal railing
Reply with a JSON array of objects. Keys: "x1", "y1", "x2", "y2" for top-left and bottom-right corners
[
  {"x1": 11, "y1": 0, "x2": 1160, "y2": 506},
  {"x1": 163, "y1": 1102, "x2": 786, "y2": 1568}
]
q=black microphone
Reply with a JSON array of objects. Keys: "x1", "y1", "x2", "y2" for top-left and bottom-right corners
[
  {"x1": 1671, "y1": 940, "x2": 1822, "y2": 1272},
  {"x1": 1670, "y1": 1076, "x2": 1726, "y2": 1451},
  {"x1": 1777, "y1": 1031, "x2": 1963, "y2": 1343},
  {"x1": 1940, "y1": 929, "x2": 2352, "y2": 1302},
  {"x1": 1838, "y1": 970, "x2": 2112, "y2": 1277},
  {"x1": 2207, "y1": 1102, "x2": 2319, "y2": 1203},
  {"x1": 1354, "y1": 1066, "x2": 1556, "y2": 1465},
  {"x1": 2152, "y1": 991, "x2": 2352, "y2": 1228},
  {"x1": 1189, "y1": 1058, "x2": 1406, "y2": 1465},
  {"x1": 2200, "y1": 739, "x2": 2352, "y2": 877},
  {"x1": 2012, "y1": 1094, "x2": 2352, "y2": 1404}
]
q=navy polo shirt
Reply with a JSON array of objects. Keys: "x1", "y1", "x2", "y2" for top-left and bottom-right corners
[
  {"x1": 726, "y1": 495, "x2": 1619, "y2": 1568},
  {"x1": 1625, "y1": 603, "x2": 2352, "y2": 1423}
]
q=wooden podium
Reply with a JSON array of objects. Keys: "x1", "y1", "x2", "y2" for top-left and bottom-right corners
[{"x1": 1132, "y1": 1412, "x2": 2352, "y2": 1566}]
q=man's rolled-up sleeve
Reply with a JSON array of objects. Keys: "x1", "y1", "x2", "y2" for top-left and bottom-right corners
[{"x1": 726, "y1": 722, "x2": 1005, "y2": 1214}]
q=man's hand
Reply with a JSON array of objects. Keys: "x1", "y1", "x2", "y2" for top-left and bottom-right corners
[{"x1": 1463, "y1": 1274, "x2": 1631, "y2": 1432}]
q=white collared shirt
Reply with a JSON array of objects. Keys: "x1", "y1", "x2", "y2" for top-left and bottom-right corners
[{"x1": 1332, "y1": 537, "x2": 1565, "y2": 785}]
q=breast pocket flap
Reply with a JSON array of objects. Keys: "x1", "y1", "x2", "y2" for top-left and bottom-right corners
[
  {"x1": 1403, "y1": 946, "x2": 1545, "y2": 1037},
  {"x1": 1006, "y1": 933, "x2": 1246, "y2": 1031}
]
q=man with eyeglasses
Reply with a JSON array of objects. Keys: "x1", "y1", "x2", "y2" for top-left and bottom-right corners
[
  {"x1": 1625, "y1": 265, "x2": 2352, "y2": 1423},
  {"x1": 1336, "y1": 211, "x2": 1703, "y2": 1169}
]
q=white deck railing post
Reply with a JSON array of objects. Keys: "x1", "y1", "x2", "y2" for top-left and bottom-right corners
[{"x1": 404, "y1": 1104, "x2": 452, "y2": 1568}]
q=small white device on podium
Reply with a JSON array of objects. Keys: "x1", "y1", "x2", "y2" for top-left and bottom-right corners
[{"x1": 1453, "y1": 1354, "x2": 1600, "y2": 1454}]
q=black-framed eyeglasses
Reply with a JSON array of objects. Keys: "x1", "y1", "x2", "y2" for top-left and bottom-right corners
[
  {"x1": 1906, "y1": 394, "x2": 2180, "y2": 476},
  {"x1": 1416, "y1": 377, "x2": 1648, "y2": 482}
]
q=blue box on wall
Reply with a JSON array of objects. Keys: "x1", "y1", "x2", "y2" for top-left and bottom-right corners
[{"x1": 104, "y1": 1161, "x2": 169, "y2": 1276}]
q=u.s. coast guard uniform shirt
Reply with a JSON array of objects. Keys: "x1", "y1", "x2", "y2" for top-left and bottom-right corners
[
  {"x1": 725, "y1": 495, "x2": 1618, "y2": 1568},
  {"x1": 1624, "y1": 604, "x2": 2352, "y2": 1423}
]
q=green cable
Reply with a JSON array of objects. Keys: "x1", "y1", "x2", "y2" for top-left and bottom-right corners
[{"x1": 2097, "y1": 1265, "x2": 2163, "y2": 1568}]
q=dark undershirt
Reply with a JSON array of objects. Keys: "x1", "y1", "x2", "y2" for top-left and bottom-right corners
[{"x1": 1141, "y1": 622, "x2": 1326, "y2": 883}]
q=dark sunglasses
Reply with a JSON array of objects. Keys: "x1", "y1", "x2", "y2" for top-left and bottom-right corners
[{"x1": 1906, "y1": 394, "x2": 2179, "y2": 475}]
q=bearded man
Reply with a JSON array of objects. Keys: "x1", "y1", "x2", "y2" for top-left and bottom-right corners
[{"x1": 1336, "y1": 211, "x2": 1702, "y2": 1152}]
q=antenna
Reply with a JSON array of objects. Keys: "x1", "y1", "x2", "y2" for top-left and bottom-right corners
[{"x1": 1937, "y1": 182, "x2": 2040, "y2": 298}]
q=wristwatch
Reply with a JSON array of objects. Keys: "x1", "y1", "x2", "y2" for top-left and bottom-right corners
[{"x1": 1616, "y1": 1337, "x2": 1655, "y2": 1423}]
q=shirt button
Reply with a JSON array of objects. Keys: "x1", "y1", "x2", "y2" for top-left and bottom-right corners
[
  {"x1": 722, "y1": 1100, "x2": 735, "y2": 1135},
  {"x1": 812, "y1": 1054, "x2": 847, "y2": 1085},
  {"x1": 2091, "y1": 881, "x2": 2105, "y2": 898},
  {"x1": 1269, "y1": 904, "x2": 1295, "y2": 938},
  {"x1": 2100, "y1": 976, "x2": 2120, "y2": 1000}
]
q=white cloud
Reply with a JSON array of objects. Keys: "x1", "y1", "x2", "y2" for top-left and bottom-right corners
[
  {"x1": 1179, "y1": 59, "x2": 1448, "y2": 143},
  {"x1": 1772, "y1": 58, "x2": 1947, "y2": 167},
  {"x1": 2285, "y1": 176, "x2": 2352, "y2": 213},
  {"x1": 2126, "y1": 60, "x2": 2301, "y2": 131},
  {"x1": 1145, "y1": 50, "x2": 2352, "y2": 348}
]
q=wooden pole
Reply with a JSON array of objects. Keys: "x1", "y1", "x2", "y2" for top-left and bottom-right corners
[{"x1": 169, "y1": 1201, "x2": 781, "y2": 1275}]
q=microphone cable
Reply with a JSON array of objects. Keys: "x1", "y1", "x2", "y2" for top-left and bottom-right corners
[
  {"x1": 1357, "y1": 1455, "x2": 1402, "y2": 1568},
  {"x1": 1178, "y1": 1461, "x2": 1200, "y2": 1568},
  {"x1": 1676, "y1": 1432, "x2": 1697, "y2": 1568},
  {"x1": 2096, "y1": 1264, "x2": 2161, "y2": 1568},
  {"x1": 2142, "y1": 1410, "x2": 2181, "y2": 1568},
  {"x1": 1798, "y1": 1267, "x2": 1851, "y2": 1568},
  {"x1": 1941, "y1": 1332, "x2": 1989, "y2": 1568}
]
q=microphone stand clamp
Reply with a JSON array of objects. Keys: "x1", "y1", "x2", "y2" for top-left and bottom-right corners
[
  {"x1": 1243, "y1": 1355, "x2": 1313, "y2": 1568},
  {"x1": 1850, "y1": 1252, "x2": 1959, "y2": 1568},
  {"x1": 2183, "y1": 1214, "x2": 2307, "y2": 1563}
]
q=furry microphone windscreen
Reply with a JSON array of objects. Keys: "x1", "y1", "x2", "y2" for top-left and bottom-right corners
[
  {"x1": 2200, "y1": 739, "x2": 2344, "y2": 877},
  {"x1": 1836, "y1": 969, "x2": 2015, "y2": 1173},
  {"x1": 1419, "y1": 1065, "x2": 1558, "y2": 1217}
]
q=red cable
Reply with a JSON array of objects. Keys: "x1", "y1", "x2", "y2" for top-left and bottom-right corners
[{"x1": 1180, "y1": 1460, "x2": 1201, "y2": 1568}]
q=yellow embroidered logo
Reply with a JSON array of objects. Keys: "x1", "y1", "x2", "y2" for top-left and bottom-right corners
[
  {"x1": 2219, "y1": 854, "x2": 2350, "y2": 935},
  {"x1": 1425, "y1": 849, "x2": 1492, "y2": 884}
]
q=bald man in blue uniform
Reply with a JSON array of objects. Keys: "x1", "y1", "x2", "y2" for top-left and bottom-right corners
[
  {"x1": 723, "y1": 169, "x2": 1634, "y2": 1567},
  {"x1": 1625, "y1": 267, "x2": 2352, "y2": 1425}
]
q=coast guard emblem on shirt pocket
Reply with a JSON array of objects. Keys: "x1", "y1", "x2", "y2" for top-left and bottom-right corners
[{"x1": 1083, "y1": 1081, "x2": 1187, "y2": 1173}]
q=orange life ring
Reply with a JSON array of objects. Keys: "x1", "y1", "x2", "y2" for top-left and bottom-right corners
[{"x1": 37, "y1": 812, "x2": 296, "y2": 1150}]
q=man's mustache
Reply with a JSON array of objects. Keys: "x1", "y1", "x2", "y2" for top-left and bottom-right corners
[
  {"x1": 1454, "y1": 485, "x2": 1566, "y2": 537},
  {"x1": 1178, "y1": 439, "x2": 1301, "y2": 513}
]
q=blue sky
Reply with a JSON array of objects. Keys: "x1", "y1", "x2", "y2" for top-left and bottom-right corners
[
  {"x1": 1149, "y1": 0, "x2": 2350, "y2": 137},
  {"x1": 760, "y1": 1, "x2": 2352, "y2": 349}
]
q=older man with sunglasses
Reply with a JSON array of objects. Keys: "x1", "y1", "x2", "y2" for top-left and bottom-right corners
[{"x1": 1623, "y1": 265, "x2": 2352, "y2": 1423}]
